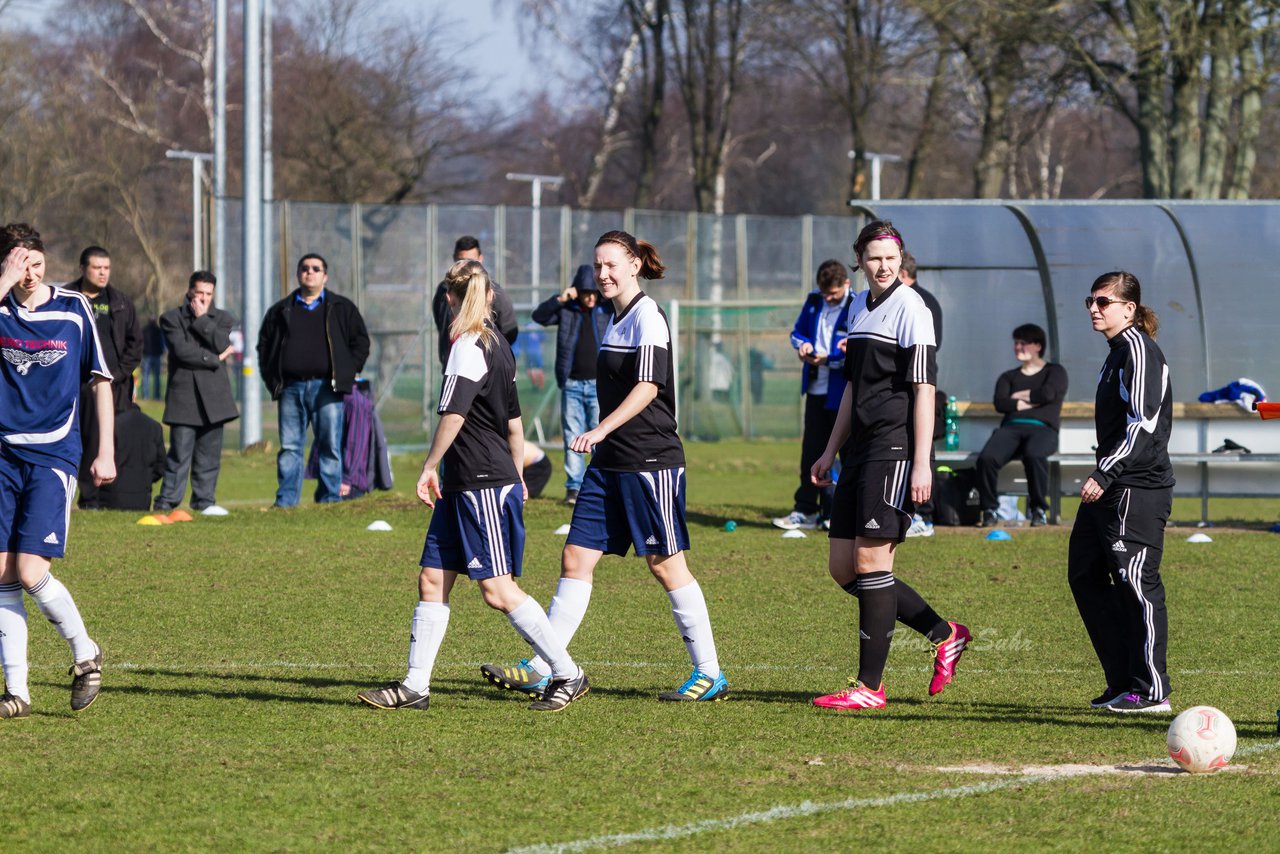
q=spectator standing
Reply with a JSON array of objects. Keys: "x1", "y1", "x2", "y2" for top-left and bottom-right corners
[
  {"x1": 67, "y1": 246, "x2": 141, "y2": 509},
  {"x1": 140, "y1": 316, "x2": 165, "y2": 400},
  {"x1": 432, "y1": 236, "x2": 518, "y2": 366},
  {"x1": 154, "y1": 272, "x2": 239, "y2": 516},
  {"x1": 257, "y1": 253, "x2": 370, "y2": 506},
  {"x1": 530, "y1": 264, "x2": 610, "y2": 505},
  {"x1": 974, "y1": 324, "x2": 1068, "y2": 527},
  {"x1": 772, "y1": 260, "x2": 854, "y2": 531}
]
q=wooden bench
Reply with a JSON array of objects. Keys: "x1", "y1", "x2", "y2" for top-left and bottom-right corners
[{"x1": 939, "y1": 401, "x2": 1278, "y2": 524}]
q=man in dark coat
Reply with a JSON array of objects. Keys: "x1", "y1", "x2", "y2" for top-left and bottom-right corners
[
  {"x1": 154, "y1": 271, "x2": 240, "y2": 514},
  {"x1": 69, "y1": 245, "x2": 143, "y2": 508},
  {"x1": 256, "y1": 253, "x2": 370, "y2": 506}
]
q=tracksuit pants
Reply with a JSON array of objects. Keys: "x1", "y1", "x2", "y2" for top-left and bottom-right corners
[{"x1": 1067, "y1": 485, "x2": 1172, "y2": 701}]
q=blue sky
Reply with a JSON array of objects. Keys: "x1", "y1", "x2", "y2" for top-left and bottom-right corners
[{"x1": 2, "y1": 0, "x2": 543, "y2": 99}]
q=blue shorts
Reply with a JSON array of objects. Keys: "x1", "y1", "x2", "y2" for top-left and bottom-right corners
[
  {"x1": 420, "y1": 483, "x2": 524, "y2": 579},
  {"x1": 0, "y1": 446, "x2": 76, "y2": 559},
  {"x1": 566, "y1": 466, "x2": 690, "y2": 557}
]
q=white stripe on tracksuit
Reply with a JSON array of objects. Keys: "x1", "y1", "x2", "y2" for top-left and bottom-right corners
[
  {"x1": 1123, "y1": 546, "x2": 1162, "y2": 700},
  {"x1": 882, "y1": 460, "x2": 909, "y2": 510}
]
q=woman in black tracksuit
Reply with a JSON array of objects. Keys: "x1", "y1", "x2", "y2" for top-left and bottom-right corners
[{"x1": 1068, "y1": 271, "x2": 1174, "y2": 713}]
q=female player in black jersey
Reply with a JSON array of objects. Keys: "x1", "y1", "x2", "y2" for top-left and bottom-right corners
[
  {"x1": 810, "y1": 220, "x2": 968, "y2": 711},
  {"x1": 358, "y1": 260, "x2": 588, "y2": 713},
  {"x1": 481, "y1": 230, "x2": 727, "y2": 702},
  {"x1": 1070, "y1": 271, "x2": 1174, "y2": 713}
]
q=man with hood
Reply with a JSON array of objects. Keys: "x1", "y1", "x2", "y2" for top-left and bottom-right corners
[{"x1": 531, "y1": 264, "x2": 610, "y2": 505}]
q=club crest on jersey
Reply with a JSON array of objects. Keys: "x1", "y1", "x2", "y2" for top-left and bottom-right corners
[{"x1": 3, "y1": 347, "x2": 68, "y2": 375}]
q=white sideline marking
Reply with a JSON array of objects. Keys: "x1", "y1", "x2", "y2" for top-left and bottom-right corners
[{"x1": 510, "y1": 742, "x2": 1280, "y2": 854}]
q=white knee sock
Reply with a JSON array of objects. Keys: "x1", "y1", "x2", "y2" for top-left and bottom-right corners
[
  {"x1": 25, "y1": 573, "x2": 95, "y2": 662},
  {"x1": 0, "y1": 583, "x2": 29, "y2": 702},
  {"x1": 668, "y1": 579, "x2": 720, "y2": 678},
  {"x1": 403, "y1": 601, "x2": 449, "y2": 694},
  {"x1": 507, "y1": 596, "x2": 577, "y2": 680},
  {"x1": 529, "y1": 577, "x2": 592, "y2": 677}
]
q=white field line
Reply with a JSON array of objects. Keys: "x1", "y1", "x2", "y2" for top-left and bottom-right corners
[
  {"x1": 509, "y1": 741, "x2": 1280, "y2": 854},
  {"x1": 23, "y1": 660, "x2": 1277, "y2": 679}
]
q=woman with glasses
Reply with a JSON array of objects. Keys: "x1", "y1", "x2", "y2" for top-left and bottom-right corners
[
  {"x1": 1069, "y1": 271, "x2": 1174, "y2": 713},
  {"x1": 973, "y1": 323, "x2": 1069, "y2": 527}
]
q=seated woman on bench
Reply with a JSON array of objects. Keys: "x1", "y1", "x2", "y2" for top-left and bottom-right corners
[{"x1": 975, "y1": 323, "x2": 1068, "y2": 527}]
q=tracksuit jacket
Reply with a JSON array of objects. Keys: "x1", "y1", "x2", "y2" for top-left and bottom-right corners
[
  {"x1": 1089, "y1": 325, "x2": 1174, "y2": 492},
  {"x1": 789, "y1": 290, "x2": 854, "y2": 410}
]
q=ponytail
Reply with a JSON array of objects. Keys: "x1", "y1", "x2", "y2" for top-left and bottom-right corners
[
  {"x1": 595, "y1": 230, "x2": 666, "y2": 280},
  {"x1": 1133, "y1": 304, "x2": 1159, "y2": 338},
  {"x1": 445, "y1": 260, "x2": 497, "y2": 349}
]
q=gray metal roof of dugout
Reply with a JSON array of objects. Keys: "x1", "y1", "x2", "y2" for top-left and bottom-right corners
[{"x1": 853, "y1": 201, "x2": 1278, "y2": 403}]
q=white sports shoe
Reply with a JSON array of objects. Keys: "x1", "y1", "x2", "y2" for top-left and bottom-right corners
[
  {"x1": 905, "y1": 514, "x2": 934, "y2": 538},
  {"x1": 772, "y1": 511, "x2": 819, "y2": 530},
  {"x1": 200, "y1": 505, "x2": 230, "y2": 517}
]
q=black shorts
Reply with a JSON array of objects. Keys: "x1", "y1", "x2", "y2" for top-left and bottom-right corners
[{"x1": 827, "y1": 459, "x2": 915, "y2": 542}]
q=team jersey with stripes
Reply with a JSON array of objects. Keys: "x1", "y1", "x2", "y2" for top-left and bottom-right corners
[
  {"x1": 1090, "y1": 325, "x2": 1173, "y2": 490},
  {"x1": 0, "y1": 287, "x2": 112, "y2": 475},
  {"x1": 591, "y1": 291, "x2": 684, "y2": 471},
  {"x1": 436, "y1": 325, "x2": 521, "y2": 492},
  {"x1": 840, "y1": 281, "x2": 937, "y2": 464}
]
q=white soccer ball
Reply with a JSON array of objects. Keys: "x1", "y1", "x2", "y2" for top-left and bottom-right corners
[{"x1": 1166, "y1": 706, "x2": 1236, "y2": 774}]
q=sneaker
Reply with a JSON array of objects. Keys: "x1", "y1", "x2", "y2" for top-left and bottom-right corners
[
  {"x1": 977, "y1": 510, "x2": 999, "y2": 528},
  {"x1": 1030, "y1": 508, "x2": 1049, "y2": 527},
  {"x1": 813, "y1": 679, "x2": 886, "y2": 710},
  {"x1": 820, "y1": 517, "x2": 831, "y2": 531},
  {"x1": 0, "y1": 692, "x2": 30, "y2": 719},
  {"x1": 480, "y1": 659, "x2": 551, "y2": 697},
  {"x1": 563, "y1": 489, "x2": 579, "y2": 506},
  {"x1": 357, "y1": 680, "x2": 431, "y2": 710},
  {"x1": 529, "y1": 668, "x2": 590, "y2": 711},
  {"x1": 772, "y1": 510, "x2": 819, "y2": 530},
  {"x1": 69, "y1": 644, "x2": 103, "y2": 712},
  {"x1": 1090, "y1": 687, "x2": 1127, "y2": 708},
  {"x1": 928, "y1": 622, "x2": 971, "y2": 696},
  {"x1": 1108, "y1": 692, "x2": 1172, "y2": 713},
  {"x1": 905, "y1": 514, "x2": 934, "y2": 538},
  {"x1": 658, "y1": 669, "x2": 729, "y2": 702}
]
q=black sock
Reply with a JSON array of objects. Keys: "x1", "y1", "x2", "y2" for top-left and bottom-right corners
[
  {"x1": 855, "y1": 571, "x2": 896, "y2": 688},
  {"x1": 843, "y1": 577, "x2": 949, "y2": 643},
  {"x1": 895, "y1": 579, "x2": 950, "y2": 643}
]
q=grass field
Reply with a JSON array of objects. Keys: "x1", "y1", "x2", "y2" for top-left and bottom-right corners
[{"x1": 4, "y1": 439, "x2": 1280, "y2": 851}]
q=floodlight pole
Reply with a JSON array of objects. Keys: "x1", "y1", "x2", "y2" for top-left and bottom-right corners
[
  {"x1": 165, "y1": 150, "x2": 212, "y2": 271},
  {"x1": 506, "y1": 172, "x2": 562, "y2": 303},
  {"x1": 214, "y1": 0, "x2": 227, "y2": 309},
  {"x1": 847, "y1": 150, "x2": 902, "y2": 200},
  {"x1": 242, "y1": 0, "x2": 263, "y2": 448}
]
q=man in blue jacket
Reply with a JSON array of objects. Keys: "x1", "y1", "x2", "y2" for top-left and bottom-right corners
[
  {"x1": 773, "y1": 259, "x2": 854, "y2": 530},
  {"x1": 531, "y1": 264, "x2": 610, "y2": 505}
]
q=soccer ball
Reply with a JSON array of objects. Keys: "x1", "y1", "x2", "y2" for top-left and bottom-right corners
[{"x1": 1166, "y1": 706, "x2": 1236, "y2": 774}]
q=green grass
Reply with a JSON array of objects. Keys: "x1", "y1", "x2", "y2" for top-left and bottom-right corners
[{"x1": 4, "y1": 440, "x2": 1280, "y2": 851}]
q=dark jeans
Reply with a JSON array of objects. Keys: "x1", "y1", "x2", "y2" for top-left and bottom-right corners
[
  {"x1": 794, "y1": 393, "x2": 840, "y2": 517},
  {"x1": 975, "y1": 422, "x2": 1058, "y2": 513},
  {"x1": 155, "y1": 423, "x2": 225, "y2": 511}
]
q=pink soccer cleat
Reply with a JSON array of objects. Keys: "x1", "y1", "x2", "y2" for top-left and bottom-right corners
[
  {"x1": 813, "y1": 679, "x2": 886, "y2": 710},
  {"x1": 929, "y1": 621, "x2": 971, "y2": 696}
]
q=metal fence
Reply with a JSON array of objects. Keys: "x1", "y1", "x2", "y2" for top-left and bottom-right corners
[{"x1": 217, "y1": 199, "x2": 1280, "y2": 449}]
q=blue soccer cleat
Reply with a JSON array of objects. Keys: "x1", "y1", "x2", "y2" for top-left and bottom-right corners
[{"x1": 658, "y1": 669, "x2": 729, "y2": 702}]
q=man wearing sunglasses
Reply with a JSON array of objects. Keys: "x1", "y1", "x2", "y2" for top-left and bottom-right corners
[{"x1": 258, "y1": 253, "x2": 370, "y2": 507}]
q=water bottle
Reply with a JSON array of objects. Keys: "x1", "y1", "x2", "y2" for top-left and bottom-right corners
[{"x1": 944, "y1": 395, "x2": 960, "y2": 451}]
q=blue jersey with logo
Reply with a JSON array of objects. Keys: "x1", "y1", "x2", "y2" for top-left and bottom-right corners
[{"x1": 0, "y1": 286, "x2": 112, "y2": 474}]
